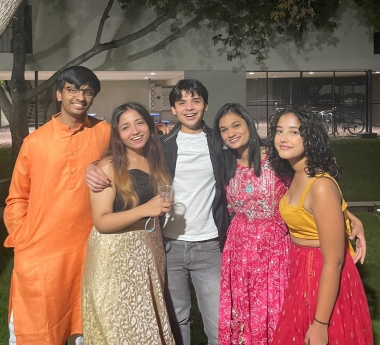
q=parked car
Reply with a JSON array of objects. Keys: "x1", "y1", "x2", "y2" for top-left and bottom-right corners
[
  {"x1": 344, "y1": 93, "x2": 365, "y2": 107},
  {"x1": 318, "y1": 93, "x2": 342, "y2": 105}
]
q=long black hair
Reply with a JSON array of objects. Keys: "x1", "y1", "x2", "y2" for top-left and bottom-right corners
[
  {"x1": 213, "y1": 103, "x2": 265, "y2": 185},
  {"x1": 267, "y1": 107, "x2": 340, "y2": 180}
]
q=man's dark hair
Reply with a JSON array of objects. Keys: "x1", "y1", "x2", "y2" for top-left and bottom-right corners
[
  {"x1": 56, "y1": 66, "x2": 101, "y2": 97},
  {"x1": 169, "y1": 78, "x2": 208, "y2": 107}
]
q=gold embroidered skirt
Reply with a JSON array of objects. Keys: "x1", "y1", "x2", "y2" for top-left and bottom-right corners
[{"x1": 82, "y1": 221, "x2": 174, "y2": 344}]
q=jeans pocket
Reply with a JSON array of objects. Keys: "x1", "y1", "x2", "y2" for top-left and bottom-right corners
[{"x1": 199, "y1": 239, "x2": 220, "y2": 252}]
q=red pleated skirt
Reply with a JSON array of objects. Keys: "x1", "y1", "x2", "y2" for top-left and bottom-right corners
[{"x1": 271, "y1": 243, "x2": 373, "y2": 345}]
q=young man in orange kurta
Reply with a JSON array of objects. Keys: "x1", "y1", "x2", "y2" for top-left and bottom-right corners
[{"x1": 4, "y1": 66, "x2": 110, "y2": 345}]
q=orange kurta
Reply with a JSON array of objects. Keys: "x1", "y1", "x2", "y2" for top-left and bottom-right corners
[{"x1": 4, "y1": 114, "x2": 110, "y2": 345}]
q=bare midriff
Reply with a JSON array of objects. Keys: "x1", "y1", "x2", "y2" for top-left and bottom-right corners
[{"x1": 290, "y1": 234, "x2": 320, "y2": 248}]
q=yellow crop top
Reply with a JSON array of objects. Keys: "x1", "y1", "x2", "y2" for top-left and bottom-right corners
[{"x1": 279, "y1": 174, "x2": 354, "y2": 254}]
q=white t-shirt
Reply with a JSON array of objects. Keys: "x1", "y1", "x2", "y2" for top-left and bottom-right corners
[{"x1": 162, "y1": 130, "x2": 218, "y2": 241}]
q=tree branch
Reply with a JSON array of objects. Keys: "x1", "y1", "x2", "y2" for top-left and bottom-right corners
[
  {"x1": 26, "y1": 4, "x2": 185, "y2": 100},
  {"x1": 123, "y1": 13, "x2": 204, "y2": 64},
  {"x1": 99, "y1": 6, "x2": 180, "y2": 50},
  {"x1": 94, "y1": 0, "x2": 114, "y2": 46},
  {"x1": 25, "y1": 71, "x2": 60, "y2": 100},
  {"x1": 11, "y1": 2, "x2": 26, "y2": 82}
]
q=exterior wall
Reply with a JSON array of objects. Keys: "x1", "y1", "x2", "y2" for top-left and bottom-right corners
[
  {"x1": 184, "y1": 70, "x2": 246, "y2": 127},
  {"x1": 0, "y1": 0, "x2": 378, "y2": 73},
  {"x1": 92, "y1": 80, "x2": 150, "y2": 123},
  {"x1": 1, "y1": 0, "x2": 378, "y2": 130}
]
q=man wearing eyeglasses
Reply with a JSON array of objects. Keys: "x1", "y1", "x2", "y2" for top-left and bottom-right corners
[{"x1": 4, "y1": 66, "x2": 110, "y2": 345}]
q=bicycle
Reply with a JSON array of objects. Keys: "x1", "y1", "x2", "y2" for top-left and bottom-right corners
[
  {"x1": 332, "y1": 110, "x2": 364, "y2": 135},
  {"x1": 319, "y1": 108, "x2": 364, "y2": 135}
]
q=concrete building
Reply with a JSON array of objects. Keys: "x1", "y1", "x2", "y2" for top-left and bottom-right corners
[{"x1": 0, "y1": 0, "x2": 379, "y2": 135}]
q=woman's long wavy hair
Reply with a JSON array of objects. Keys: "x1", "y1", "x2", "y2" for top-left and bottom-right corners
[
  {"x1": 101, "y1": 102, "x2": 170, "y2": 208},
  {"x1": 213, "y1": 103, "x2": 265, "y2": 185},
  {"x1": 267, "y1": 107, "x2": 340, "y2": 180}
]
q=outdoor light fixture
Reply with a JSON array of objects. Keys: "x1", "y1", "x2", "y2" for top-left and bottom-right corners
[
  {"x1": 248, "y1": 72, "x2": 255, "y2": 75},
  {"x1": 150, "y1": 72, "x2": 156, "y2": 75},
  {"x1": 309, "y1": 72, "x2": 315, "y2": 75}
]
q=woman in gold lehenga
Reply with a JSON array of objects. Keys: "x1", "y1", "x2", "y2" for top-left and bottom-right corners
[{"x1": 82, "y1": 102, "x2": 175, "y2": 344}]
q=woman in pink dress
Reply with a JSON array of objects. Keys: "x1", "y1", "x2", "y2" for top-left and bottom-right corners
[
  {"x1": 213, "y1": 103, "x2": 290, "y2": 345},
  {"x1": 212, "y1": 103, "x2": 367, "y2": 345}
]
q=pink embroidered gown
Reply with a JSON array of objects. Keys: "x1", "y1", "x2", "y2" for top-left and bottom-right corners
[{"x1": 219, "y1": 158, "x2": 290, "y2": 345}]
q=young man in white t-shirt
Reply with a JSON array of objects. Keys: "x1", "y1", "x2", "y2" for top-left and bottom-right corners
[{"x1": 160, "y1": 78, "x2": 229, "y2": 345}]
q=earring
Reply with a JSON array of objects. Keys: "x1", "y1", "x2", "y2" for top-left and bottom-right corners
[{"x1": 223, "y1": 144, "x2": 229, "y2": 150}]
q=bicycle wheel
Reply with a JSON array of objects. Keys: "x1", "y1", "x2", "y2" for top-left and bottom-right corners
[{"x1": 348, "y1": 118, "x2": 364, "y2": 134}]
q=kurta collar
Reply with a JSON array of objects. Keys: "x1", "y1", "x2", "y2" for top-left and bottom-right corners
[{"x1": 52, "y1": 113, "x2": 91, "y2": 134}]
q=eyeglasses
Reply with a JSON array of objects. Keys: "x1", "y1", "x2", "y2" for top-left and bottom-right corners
[{"x1": 64, "y1": 86, "x2": 95, "y2": 98}]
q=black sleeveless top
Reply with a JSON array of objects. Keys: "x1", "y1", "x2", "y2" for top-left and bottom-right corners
[{"x1": 113, "y1": 169, "x2": 154, "y2": 212}]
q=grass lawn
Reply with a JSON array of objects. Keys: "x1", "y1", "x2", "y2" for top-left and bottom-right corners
[
  {"x1": 0, "y1": 140, "x2": 379, "y2": 344},
  {"x1": 330, "y1": 139, "x2": 380, "y2": 201}
]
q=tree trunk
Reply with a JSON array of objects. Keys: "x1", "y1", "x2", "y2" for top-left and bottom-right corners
[
  {"x1": 10, "y1": 0, "x2": 29, "y2": 161},
  {"x1": 9, "y1": 98, "x2": 29, "y2": 161},
  {"x1": 0, "y1": 0, "x2": 23, "y2": 36}
]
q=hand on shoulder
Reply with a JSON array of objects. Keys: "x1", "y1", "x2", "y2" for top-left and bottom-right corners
[{"x1": 86, "y1": 158, "x2": 112, "y2": 193}]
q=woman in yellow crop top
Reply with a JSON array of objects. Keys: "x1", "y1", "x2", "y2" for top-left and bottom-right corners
[{"x1": 267, "y1": 108, "x2": 373, "y2": 345}]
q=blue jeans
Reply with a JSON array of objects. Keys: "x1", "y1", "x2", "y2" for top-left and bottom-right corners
[{"x1": 164, "y1": 238, "x2": 221, "y2": 345}]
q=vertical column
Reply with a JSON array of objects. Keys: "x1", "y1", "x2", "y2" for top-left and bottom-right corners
[
  {"x1": 366, "y1": 69, "x2": 372, "y2": 133},
  {"x1": 34, "y1": 71, "x2": 39, "y2": 129}
]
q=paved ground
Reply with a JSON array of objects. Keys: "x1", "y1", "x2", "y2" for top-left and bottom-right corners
[{"x1": 0, "y1": 128, "x2": 11, "y2": 148}]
